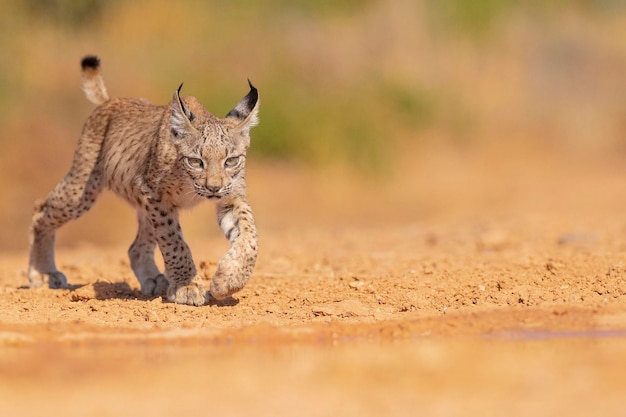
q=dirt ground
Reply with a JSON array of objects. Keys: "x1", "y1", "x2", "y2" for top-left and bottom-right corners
[{"x1": 1, "y1": 144, "x2": 626, "y2": 416}]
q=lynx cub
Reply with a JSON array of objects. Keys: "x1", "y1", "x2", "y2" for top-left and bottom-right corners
[{"x1": 28, "y1": 56, "x2": 259, "y2": 306}]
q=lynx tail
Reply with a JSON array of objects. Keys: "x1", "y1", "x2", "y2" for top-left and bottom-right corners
[{"x1": 81, "y1": 55, "x2": 109, "y2": 105}]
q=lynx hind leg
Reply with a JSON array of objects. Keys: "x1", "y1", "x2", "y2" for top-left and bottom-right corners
[
  {"x1": 28, "y1": 199, "x2": 64, "y2": 288},
  {"x1": 28, "y1": 115, "x2": 108, "y2": 289},
  {"x1": 128, "y1": 211, "x2": 168, "y2": 296},
  {"x1": 28, "y1": 170, "x2": 104, "y2": 288}
]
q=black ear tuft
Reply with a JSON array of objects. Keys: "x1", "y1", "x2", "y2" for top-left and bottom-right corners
[
  {"x1": 226, "y1": 80, "x2": 259, "y2": 120},
  {"x1": 246, "y1": 78, "x2": 258, "y2": 106},
  {"x1": 247, "y1": 79, "x2": 258, "y2": 95},
  {"x1": 81, "y1": 55, "x2": 100, "y2": 70},
  {"x1": 175, "y1": 82, "x2": 196, "y2": 122}
]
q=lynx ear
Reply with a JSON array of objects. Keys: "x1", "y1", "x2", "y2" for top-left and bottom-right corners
[
  {"x1": 170, "y1": 83, "x2": 195, "y2": 140},
  {"x1": 226, "y1": 80, "x2": 259, "y2": 133}
]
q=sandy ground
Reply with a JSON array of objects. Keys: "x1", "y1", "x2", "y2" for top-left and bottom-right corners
[{"x1": 1, "y1": 144, "x2": 626, "y2": 416}]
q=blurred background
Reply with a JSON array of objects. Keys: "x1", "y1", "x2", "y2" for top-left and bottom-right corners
[{"x1": 0, "y1": 0, "x2": 625, "y2": 252}]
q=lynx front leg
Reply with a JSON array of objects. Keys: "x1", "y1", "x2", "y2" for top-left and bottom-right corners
[
  {"x1": 211, "y1": 198, "x2": 258, "y2": 300},
  {"x1": 148, "y1": 203, "x2": 206, "y2": 306},
  {"x1": 128, "y1": 211, "x2": 168, "y2": 296}
]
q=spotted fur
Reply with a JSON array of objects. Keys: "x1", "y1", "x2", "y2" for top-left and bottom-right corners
[{"x1": 28, "y1": 56, "x2": 259, "y2": 306}]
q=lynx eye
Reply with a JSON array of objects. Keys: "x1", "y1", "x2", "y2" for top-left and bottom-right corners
[
  {"x1": 185, "y1": 157, "x2": 204, "y2": 170},
  {"x1": 224, "y1": 156, "x2": 240, "y2": 168}
]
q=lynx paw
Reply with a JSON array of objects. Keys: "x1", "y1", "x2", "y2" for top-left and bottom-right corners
[
  {"x1": 140, "y1": 274, "x2": 169, "y2": 296},
  {"x1": 209, "y1": 273, "x2": 242, "y2": 300},
  {"x1": 209, "y1": 257, "x2": 249, "y2": 300},
  {"x1": 28, "y1": 270, "x2": 68, "y2": 289},
  {"x1": 166, "y1": 278, "x2": 207, "y2": 306}
]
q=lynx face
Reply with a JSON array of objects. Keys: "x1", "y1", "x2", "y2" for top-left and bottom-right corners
[
  {"x1": 177, "y1": 134, "x2": 247, "y2": 201},
  {"x1": 170, "y1": 85, "x2": 258, "y2": 202}
]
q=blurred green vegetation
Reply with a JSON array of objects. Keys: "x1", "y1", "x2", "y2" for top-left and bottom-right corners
[
  {"x1": 428, "y1": 0, "x2": 623, "y2": 36},
  {"x1": 0, "y1": 0, "x2": 624, "y2": 173},
  {"x1": 0, "y1": 0, "x2": 624, "y2": 251}
]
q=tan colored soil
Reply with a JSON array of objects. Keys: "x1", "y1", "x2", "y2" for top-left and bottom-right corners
[{"x1": 1, "y1": 144, "x2": 626, "y2": 416}]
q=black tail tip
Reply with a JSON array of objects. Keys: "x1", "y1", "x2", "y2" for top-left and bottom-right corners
[{"x1": 81, "y1": 55, "x2": 100, "y2": 70}]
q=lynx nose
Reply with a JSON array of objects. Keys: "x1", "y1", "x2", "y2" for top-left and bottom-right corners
[{"x1": 206, "y1": 185, "x2": 221, "y2": 194}]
